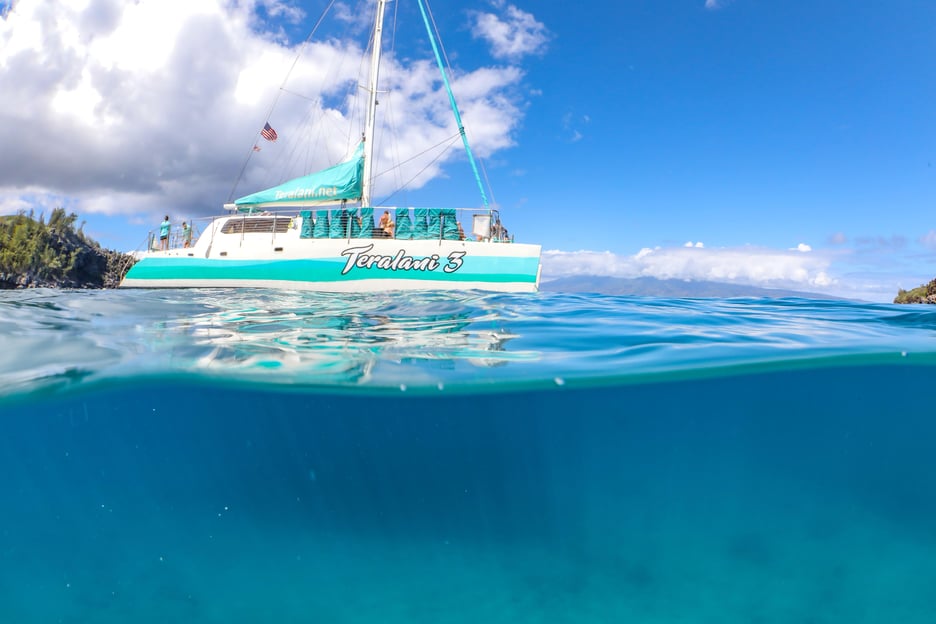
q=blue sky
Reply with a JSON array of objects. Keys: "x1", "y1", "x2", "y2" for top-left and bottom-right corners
[{"x1": 1, "y1": 0, "x2": 934, "y2": 301}]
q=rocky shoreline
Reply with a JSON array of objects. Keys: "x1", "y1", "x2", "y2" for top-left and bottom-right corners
[
  {"x1": 0, "y1": 209, "x2": 136, "y2": 289},
  {"x1": 894, "y1": 279, "x2": 936, "y2": 305}
]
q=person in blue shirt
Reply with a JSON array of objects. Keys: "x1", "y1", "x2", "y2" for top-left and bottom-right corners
[
  {"x1": 159, "y1": 215, "x2": 170, "y2": 250},
  {"x1": 182, "y1": 221, "x2": 192, "y2": 248}
]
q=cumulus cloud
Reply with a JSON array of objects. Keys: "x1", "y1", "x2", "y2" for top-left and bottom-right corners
[
  {"x1": 791, "y1": 243, "x2": 812, "y2": 252},
  {"x1": 470, "y1": 2, "x2": 550, "y2": 61},
  {"x1": 542, "y1": 245, "x2": 836, "y2": 290},
  {"x1": 0, "y1": 0, "x2": 535, "y2": 221}
]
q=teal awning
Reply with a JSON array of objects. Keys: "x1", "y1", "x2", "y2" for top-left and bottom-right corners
[{"x1": 235, "y1": 143, "x2": 364, "y2": 209}]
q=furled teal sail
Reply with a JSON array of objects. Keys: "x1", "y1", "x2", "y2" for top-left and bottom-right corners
[{"x1": 235, "y1": 143, "x2": 364, "y2": 209}]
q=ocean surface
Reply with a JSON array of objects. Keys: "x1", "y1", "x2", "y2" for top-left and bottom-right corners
[{"x1": 2, "y1": 288, "x2": 936, "y2": 623}]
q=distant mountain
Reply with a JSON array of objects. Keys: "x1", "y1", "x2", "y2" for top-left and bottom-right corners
[{"x1": 541, "y1": 275, "x2": 841, "y2": 300}]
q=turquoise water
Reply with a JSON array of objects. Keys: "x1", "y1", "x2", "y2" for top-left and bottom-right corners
[{"x1": 2, "y1": 289, "x2": 936, "y2": 622}]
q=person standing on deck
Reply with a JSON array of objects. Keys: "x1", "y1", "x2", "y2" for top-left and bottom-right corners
[
  {"x1": 159, "y1": 216, "x2": 171, "y2": 250},
  {"x1": 378, "y1": 210, "x2": 395, "y2": 238},
  {"x1": 182, "y1": 221, "x2": 192, "y2": 248}
]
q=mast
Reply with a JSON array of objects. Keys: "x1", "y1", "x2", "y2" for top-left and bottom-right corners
[{"x1": 361, "y1": 0, "x2": 388, "y2": 208}]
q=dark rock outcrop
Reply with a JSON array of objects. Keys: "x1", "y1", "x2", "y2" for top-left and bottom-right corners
[
  {"x1": 0, "y1": 210, "x2": 136, "y2": 289},
  {"x1": 894, "y1": 279, "x2": 936, "y2": 304}
]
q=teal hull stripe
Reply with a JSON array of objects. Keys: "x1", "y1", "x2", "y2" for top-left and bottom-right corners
[{"x1": 125, "y1": 256, "x2": 538, "y2": 284}]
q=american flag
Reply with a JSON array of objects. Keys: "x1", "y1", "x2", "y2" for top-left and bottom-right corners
[{"x1": 260, "y1": 122, "x2": 278, "y2": 142}]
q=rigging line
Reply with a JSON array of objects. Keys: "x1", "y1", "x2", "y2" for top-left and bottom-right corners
[
  {"x1": 424, "y1": 0, "x2": 453, "y2": 76},
  {"x1": 381, "y1": 91, "x2": 406, "y2": 202},
  {"x1": 278, "y1": 87, "x2": 320, "y2": 102},
  {"x1": 371, "y1": 132, "x2": 461, "y2": 182},
  {"x1": 377, "y1": 134, "x2": 461, "y2": 206},
  {"x1": 389, "y1": 0, "x2": 399, "y2": 55},
  {"x1": 386, "y1": 0, "x2": 406, "y2": 199},
  {"x1": 279, "y1": 105, "x2": 325, "y2": 185},
  {"x1": 416, "y1": 0, "x2": 490, "y2": 210},
  {"x1": 379, "y1": 44, "x2": 413, "y2": 201},
  {"x1": 425, "y1": 0, "x2": 495, "y2": 206},
  {"x1": 477, "y1": 154, "x2": 497, "y2": 208},
  {"x1": 228, "y1": 0, "x2": 338, "y2": 202},
  {"x1": 355, "y1": 0, "x2": 380, "y2": 143}
]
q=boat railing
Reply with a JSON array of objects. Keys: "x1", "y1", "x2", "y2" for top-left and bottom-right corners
[
  {"x1": 142, "y1": 217, "x2": 212, "y2": 252},
  {"x1": 371, "y1": 206, "x2": 512, "y2": 242},
  {"x1": 141, "y1": 207, "x2": 513, "y2": 253},
  {"x1": 228, "y1": 206, "x2": 512, "y2": 243}
]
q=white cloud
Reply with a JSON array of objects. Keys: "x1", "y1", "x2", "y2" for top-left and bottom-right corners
[
  {"x1": 540, "y1": 239, "x2": 935, "y2": 303},
  {"x1": 542, "y1": 245, "x2": 836, "y2": 290},
  {"x1": 470, "y1": 3, "x2": 549, "y2": 61},
  {"x1": 561, "y1": 110, "x2": 589, "y2": 142},
  {"x1": 791, "y1": 243, "x2": 812, "y2": 252},
  {"x1": 920, "y1": 230, "x2": 936, "y2": 249},
  {"x1": 254, "y1": 0, "x2": 305, "y2": 23},
  {"x1": 0, "y1": 0, "x2": 532, "y2": 221},
  {"x1": 0, "y1": 189, "x2": 81, "y2": 221},
  {"x1": 705, "y1": 0, "x2": 734, "y2": 9},
  {"x1": 684, "y1": 241, "x2": 704, "y2": 248}
]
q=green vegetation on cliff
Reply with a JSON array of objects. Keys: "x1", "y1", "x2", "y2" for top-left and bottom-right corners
[
  {"x1": 0, "y1": 208, "x2": 135, "y2": 289},
  {"x1": 894, "y1": 278, "x2": 936, "y2": 304}
]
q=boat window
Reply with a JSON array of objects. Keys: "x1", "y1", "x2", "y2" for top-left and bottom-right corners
[{"x1": 221, "y1": 217, "x2": 291, "y2": 234}]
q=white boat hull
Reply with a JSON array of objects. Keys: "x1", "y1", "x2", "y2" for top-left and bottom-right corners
[{"x1": 121, "y1": 227, "x2": 541, "y2": 293}]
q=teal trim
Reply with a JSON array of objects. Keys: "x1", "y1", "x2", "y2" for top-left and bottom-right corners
[
  {"x1": 348, "y1": 208, "x2": 361, "y2": 238},
  {"x1": 427, "y1": 208, "x2": 441, "y2": 239},
  {"x1": 299, "y1": 210, "x2": 313, "y2": 238},
  {"x1": 313, "y1": 210, "x2": 329, "y2": 238},
  {"x1": 235, "y1": 142, "x2": 364, "y2": 207},
  {"x1": 124, "y1": 254, "x2": 539, "y2": 284},
  {"x1": 413, "y1": 207, "x2": 429, "y2": 239},
  {"x1": 358, "y1": 207, "x2": 374, "y2": 238},
  {"x1": 329, "y1": 209, "x2": 349, "y2": 238},
  {"x1": 441, "y1": 208, "x2": 459, "y2": 240},
  {"x1": 395, "y1": 208, "x2": 413, "y2": 240}
]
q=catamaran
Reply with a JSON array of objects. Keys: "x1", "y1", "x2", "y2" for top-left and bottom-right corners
[{"x1": 120, "y1": 0, "x2": 541, "y2": 293}]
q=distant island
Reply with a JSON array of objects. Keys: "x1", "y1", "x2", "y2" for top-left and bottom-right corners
[
  {"x1": 541, "y1": 275, "x2": 845, "y2": 300},
  {"x1": 894, "y1": 279, "x2": 936, "y2": 304},
  {"x1": 0, "y1": 209, "x2": 136, "y2": 289}
]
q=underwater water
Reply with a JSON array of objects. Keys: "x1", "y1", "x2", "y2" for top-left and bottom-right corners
[{"x1": 2, "y1": 288, "x2": 936, "y2": 623}]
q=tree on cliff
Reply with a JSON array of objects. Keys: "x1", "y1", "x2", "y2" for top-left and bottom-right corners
[
  {"x1": 0, "y1": 208, "x2": 135, "y2": 288},
  {"x1": 894, "y1": 278, "x2": 936, "y2": 304}
]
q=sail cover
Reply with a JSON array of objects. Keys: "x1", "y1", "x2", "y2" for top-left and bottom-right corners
[{"x1": 235, "y1": 143, "x2": 364, "y2": 209}]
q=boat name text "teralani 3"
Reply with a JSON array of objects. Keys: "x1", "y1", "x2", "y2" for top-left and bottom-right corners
[{"x1": 341, "y1": 245, "x2": 466, "y2": 275}]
